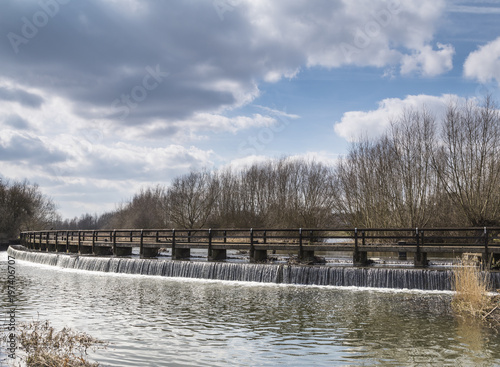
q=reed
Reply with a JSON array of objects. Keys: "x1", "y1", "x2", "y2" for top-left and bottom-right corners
[{"x1": 452, "y1": 255, "x2": 495, "y2": 319}]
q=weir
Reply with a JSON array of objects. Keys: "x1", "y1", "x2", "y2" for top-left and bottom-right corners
[{"x1": 10, "y1": 245, "x2": 500, "y2": 291}]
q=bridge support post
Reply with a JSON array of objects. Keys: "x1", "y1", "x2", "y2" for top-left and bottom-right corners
[
  {"x1": 397, "y1": 241, "x2": 407, "y2": 260},
  {"x1": 252, "y1": 250, "x2": 267, "y2": 262},
  {"x1": 414, "y1": 251, "x2": 428, "y2": 267},
  {"x1": 297, "y1": 228, "x2": 315, "y2": 262},
  {"x1": 114, "y1": 246, "x2": 132, "y2": 256},
  {"x1": 209, "y1": 248, "x2": 227, "y2": 261},
  {"x1": 36, "y1": 232, "x2": 43, "y2": 250},
  {"x1": 94, "y1": 245, "x2": 113, "y2": 256},
  {"x1": 251, "y1": 249, "x2": 267, "y2": 262},
  {"x1": 139, "y1": 230, "x2": 145, "y2": 257},
  {"x1": 249, "y1": 228, "x2": 256, "y2": 261},
  {"x1": 40, "y1": 233, "x2": 48, "y2": 251},
  {"x1": 249, "y1": 228, "x2": 267, "y2": 262},
  {"x1": 56, "y1": 244, "x2": 67, "y2": 253},
  {"x1": 79, "y1": 246, "x2": 93, "y2": 255},
  {"x1": 414, "y1": 229, "x2": 428, "y2": 267},
  {"x1": 172, "y1": 248, "x2": 190, "y2": 259},
  {"x1": 300, "y1": 250, "x2": 315, "y2": 263},
  {"x1": 353, "y1": 250, "x2": 369, "y2": 266},
  {"x1": 207, "y1": 229, "x2": 226, "y2": 260},
  {"x1": 142, "y1": 247, "x2": 159, "y2": 258},
  {"x1": 481, "y1": 228, "x2": 500, "y2": 269},
  {"x1": 170, "y1": 229, "x2": 189, "y2": 259},
  {"x1": 353, "y1": 228, "x2": 369, "y2": 266}
]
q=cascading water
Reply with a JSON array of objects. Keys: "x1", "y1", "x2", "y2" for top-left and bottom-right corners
[{"x1": 9, "y1": 245, "x2": 499, "y2": 291}]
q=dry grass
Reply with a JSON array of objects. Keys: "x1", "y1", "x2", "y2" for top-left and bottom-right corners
[
  {"x1": 452, "y1": 255, "x2": 500, "y2": 324},
  {"x1": 16, "y1": 320, "x2": 107, "y2": 367}
]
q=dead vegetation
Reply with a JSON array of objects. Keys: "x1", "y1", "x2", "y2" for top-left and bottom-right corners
[
  {"x1": 15, "y1": 320, "x2": 107, "y2": 367},
  {"x1": 452, "y1": 254, "x2": 500, "y2": 328}
]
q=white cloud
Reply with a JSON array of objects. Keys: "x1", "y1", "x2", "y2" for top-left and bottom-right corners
[
  {"x1": 400, "y1": 43, "x2": 455, "y2": 77},
  {"x1": 253, "y1": 106, "x2": 300, "y2": 120},
  {"x1": 224, "y1": 155, "x2": 271, "y2": 171},
  {"x1": 189, "y1": 113, "x2": 277, "y2": 133},
  {"x1": 289, "y1": 151, "x2": 340, "y2": 166},
  {"x1": 334, "y1": 94, "x2": 460, "y2": 142},
  {"x1": 0, "y1": 1, "x2": 454, "y2": 135},
  {"x1": 224, "y1": 151, "x2": 339, "y2": 173},
  {"x1": 117, "y1": 113, "x2": 280, "y2": 141},
  {"x1": 244, "y1": 0, "x2": 452, "y2": 76},
  {"x1": 0, "y1": 1, "x2": 459, "y2": 218},
  {"x1": 464, "y1": 36, "x2": 500, "y2": 85}
]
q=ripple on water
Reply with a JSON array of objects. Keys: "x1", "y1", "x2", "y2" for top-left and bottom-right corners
[{"x1": 2, "y1": 252, "x2": 500, "y2": 366}]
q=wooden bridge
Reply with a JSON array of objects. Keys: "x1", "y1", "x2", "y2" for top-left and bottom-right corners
[{"x1": 19, "y1": 227, "x2": 500, "y2": 268}]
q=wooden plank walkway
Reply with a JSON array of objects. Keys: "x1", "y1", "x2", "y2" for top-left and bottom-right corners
[{"x1": 19, "y1": 227, "x2": 500, "y2": 268}]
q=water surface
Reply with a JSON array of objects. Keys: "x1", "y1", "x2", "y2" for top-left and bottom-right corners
[{"x1": 1, "y1": 252, "x2": 500, "y2": 366}]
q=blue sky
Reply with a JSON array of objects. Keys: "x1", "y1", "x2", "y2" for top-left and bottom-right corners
[{"x1": 0, "y1": 0, "x2": 499, "y2": 218}]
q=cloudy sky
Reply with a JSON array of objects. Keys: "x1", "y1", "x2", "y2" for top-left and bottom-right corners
[{"x1": 1, "y1": 0, "x2": 499, "y2": 219}]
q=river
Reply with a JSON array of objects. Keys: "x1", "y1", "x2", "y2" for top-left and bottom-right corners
[{"x1": 2, "y1": 251, "x2": 500, "y2": 366}]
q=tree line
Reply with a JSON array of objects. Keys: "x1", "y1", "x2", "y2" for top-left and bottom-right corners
[
  {"x1": 3, "y1": 97, "x2": 499, "y2": 235},
  {"x1": 335, "y1": 97, "x2": 500, "y2": 228},
  {"x1": 0, "y1": 179, "x2": 59, "y2": 238},
  {"x1": 56, "y1": 159, "x2": 338, "y2": 230},
  {"x1": 59, "y1": 97, "x2": 499, "y2": 230}
]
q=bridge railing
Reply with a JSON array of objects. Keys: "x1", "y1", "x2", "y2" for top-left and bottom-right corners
[{"x1": 19, "y1": 227, "x2": 500, "y2": 267}]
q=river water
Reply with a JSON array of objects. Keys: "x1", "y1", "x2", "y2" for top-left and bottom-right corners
[{"x1": 2, "y1": 251, "x2": 500, "y2": 366}]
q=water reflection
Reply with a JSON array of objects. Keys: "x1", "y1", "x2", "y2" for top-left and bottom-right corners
[{"x1": 2, "y1": 253, "x2": 500, "y2": 366}]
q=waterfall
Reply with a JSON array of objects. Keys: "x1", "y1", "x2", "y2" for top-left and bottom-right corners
[
  {"x1": 8, "y1": 246, "x2": 282, "y2": 283},
  {"x1": 281, "y1": 265, "x2": 455, "y2": 290},
  {"x1": 10, "y1": 245, "x2": 499, "y2": 291}
]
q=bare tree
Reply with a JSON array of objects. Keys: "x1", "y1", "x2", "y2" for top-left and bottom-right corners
[
  {"x1": 0, "y1": 179, "x2": 59, "y2": 238},
  {"x1": 128, "y1": 186, "x2": 168, "y2": 228},
  {"x1": 333, "y1": 139, "x2": 394, "y2": 227},
  {"x1": 167, "y1": 171, "x2": 219, "y2": 229},
  {"x1": 388, "y1": 108, "x2": 442, "y2": 227},
  {"x1": 287, "y1": 160, "x2": 337, "y2": 227},
  {"x1": 435, "y1": 97, "x2": 500, "y2": 226}
]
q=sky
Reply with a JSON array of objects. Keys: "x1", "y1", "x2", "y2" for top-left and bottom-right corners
[{"x1": 0, "y1": 0, "x2": 500, "y2": 219}]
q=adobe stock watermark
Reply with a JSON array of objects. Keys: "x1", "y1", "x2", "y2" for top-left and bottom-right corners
[
  {"x1": 7, "y1": 0, "x2": 72, "y2": 54},
  {"x1": 340, "y1": 0, "x2": 401, "y2": 62},
  {"x1": 111, "y1": 64, "x2": 169, "y2": 120},
  {"x1": 238, "y1": 108, "x2": 295, "y2": 156},
  {"x1": 213, "y1": 0, "x2": 243, "y2": 21}
]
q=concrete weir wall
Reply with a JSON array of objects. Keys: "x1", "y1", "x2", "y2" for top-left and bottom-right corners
[{"x1": 10, "y1": 244, "x2": 499, "y2": 291}]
